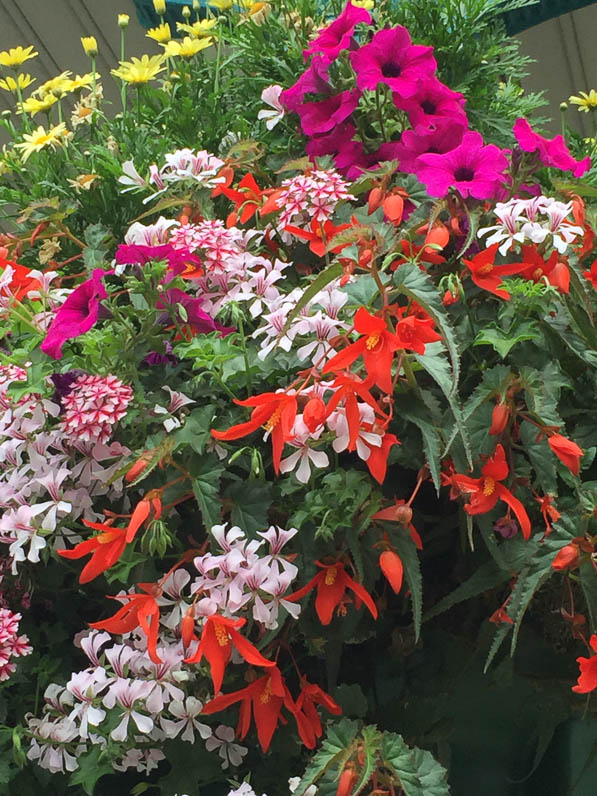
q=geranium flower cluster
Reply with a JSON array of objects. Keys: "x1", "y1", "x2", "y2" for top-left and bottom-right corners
[
  {"x1": 0, "y1": 365, "x2": 130, "y2": 574},
  {"x1": 478, "y1": 196, "x2": 584, "y2": 255},
  {"x1": 0, "y1": 607, "x2": 31, "y2": 680}
]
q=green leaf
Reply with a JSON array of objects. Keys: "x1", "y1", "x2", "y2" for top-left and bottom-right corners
[
  {"x1": 396, "y1": 394, "x2": 443, "y2": 493},
  {"x1": 191, "y1": 454, "x2": 224, "y2": 530},
  {"x1": 392, "y1": 532, "x2": 423, "y2": 641},
  {"x1": 474, "y1": 321, "x2": 540, "y2": 358},
  {"x1": 224, "y1": 479, "x2": 273, "y2": 535},
  {"x1": 414, "y1": 341, "x2": 472, "y2": 467},
  {"x1": 172, "y1": 404, "x2": 216, "y2": 455},
  {"x1": 423, "y1": 560, "x2": 509, "y2": 621},
  {"x1": 354, "y1": 725, "x2": 381, "y2": 794},
  {"x1": 381, "y1": 732, "x2": 451, "y2": 796},
  {"x1": 520, "y1": 420, "x2": 557, "y2": 494},
  {"x1": 294, "y1": 718, "x2": 359, "y2": 796},
  {"x1": 333, "y1": 684, "x2": 368, "y2": 718},
  {"x1": 68, "y1": 745, "x2": 113, "y2": 795}
]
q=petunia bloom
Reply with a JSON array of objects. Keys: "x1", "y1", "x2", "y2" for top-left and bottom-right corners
[
  {"x1": 513, "y1": 117, "x2": 590, "y2": 178},
  {"x1": 298, "y1": 90, "x2": 361, "y2": 136},
  {"x1": 395, "y1": 75, "x2": 467, "y2": 128},
  {"x1": 446, "y1": 444, "x2": 531, "y2": 539},
  {"x1": 286, "y1": 560, "x2": 378, "y2": 625},
  {"x1": 303, "y1": 2, "x2": 371, "y2": 64},
  {"x1": 415, "y1": 131, "x2": 508, "y2": 200},
  {"x1": 40, "y1": 269, "x2": 108, "y2": 359},
  {"x1": 350, "y1": 26, "x2": 436, "y2": 97}
]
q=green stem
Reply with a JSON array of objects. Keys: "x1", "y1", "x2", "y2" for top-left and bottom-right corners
[{"x1": 237, "y1": 315, "x2": 253, "y2": 392}]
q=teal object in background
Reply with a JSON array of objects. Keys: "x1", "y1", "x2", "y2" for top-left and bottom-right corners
[
  {"x1": 134, "y1": 0, "x2": 207, "y2": 31},
  {"x1": 503, "y1": 0, "x2": 596, "y2": 33}
]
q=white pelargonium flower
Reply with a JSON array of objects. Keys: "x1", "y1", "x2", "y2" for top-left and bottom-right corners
[{"x1": 257, "y1": 84, "x2": 285, "y2": 130}]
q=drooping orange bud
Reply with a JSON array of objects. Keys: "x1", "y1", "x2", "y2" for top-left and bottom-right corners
[
  {"x1": 303, "y1": 396, "x2": 326, "y2": 432},
  {"x1": 489, "y1": 402, "x2": 510, "y2": 436},
  {"x1": 181, "y1": 609, "x2": 196, "y2": 647},
  {"x1": 548, "y1": 434, "x2": 583, "y2": 475},
  {"x1": 337, "y1": 764, "x2": 358, "y2": 796},
  {"x1": 552, "y1": 543, "x2": 580, "y2": 571},
  {"x1": 383, "y1": 194, "x2": 404, "y2": 224},
  {"x1": 379, "y1": 550, "x2": 403, "y2": 594},
  {"x1": 368, "y1": 186, "x2": 384, "y2": 214}
]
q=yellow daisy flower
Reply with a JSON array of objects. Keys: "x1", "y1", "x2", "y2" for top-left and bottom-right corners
[
  {"x1": 0, "y1": 46, "x2": 38, "y2": 68},
  {"x1": 146, "y1": 23, "x2": 172, "y2": 43},
  {"x1": 569, "y1": 90, "x2": 597, "y2": 112},
  {"x1": 34, "y1": 71, "x2": 72, "y2": 98},
  {"x1": 20, "y1": 94, "x2": 58, "y2": 116},
  {"x1": 0, "y1": 73, "x2": 35, "y2": 93},
  {"x1": 71, "y1": 103, "x2": 94, "y2": 127},
  {"x1": 111, "y1": 54, "x2": 166, "y2": 85},
  {"x1": 14, "y1": 123, "x2": 67, "y2": 162},
  {"x1": 64, "y1": 73, "x2": 94, "y2": 93},
  {"x1": 209, "y1": 0, "x2": 233, "y2": 10},
  {"x1": 162, "y1": 36, "x2": 213, "y2": 58},
  {"x1": 176, "y1": 19, "x2": 218, "y2": 37}
]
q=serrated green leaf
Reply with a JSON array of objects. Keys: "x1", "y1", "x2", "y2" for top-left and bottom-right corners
[
  {"x1": 68, "y1": 744, "x2": 113, "y2": 795},
  {"x1": 423, "y1": 560, "x2": 509, "y2": 621},
  {"x1": 381, "y1": 732, "x2": 450, "y2": 796},
  {"x1": 281, "y1": 262, "x2": 343, "y2": 336},
  {"x1": 191, "y1": 455, "x2": 224, "y2": 530},
  {"x1": 392, "y1": 532, "x2": 423, "y2": 641},
  {"x1": 396, "y1": 395, "x2": 442, "y2": 493},
  {"x1": 295, "y1": 718, "x2": 359, "y2": 796},
  {"x1": 354, "y1": 725, "x2": 381, "y2": 794},
  {"x1": 224, "y1": 479, "x2": 272, "y2": 535},
  {"x1": 474, "y1": 321, "x2": 540, "y2": 358},
  {"x1": 172, "y1": 404, "x2": 216, "y2": 455}
]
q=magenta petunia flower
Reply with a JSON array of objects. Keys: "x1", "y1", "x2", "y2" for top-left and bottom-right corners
[
  {"x1": 303, "y1": 2, "x2": 371, "y2": 63},
  {"x1": 513, "y1": 117, "x2": 591, "y2": 178},
  {"x1": 158, "y1": 288, "x2": 234, "y2": 336},
  {"x1": 350, "y1": 27, "x2": 436, "y2": 97},
  {"x1": 415, "y1": 131, "x2": 509, "y2": 200},
  {"x1": 394, "y1": 119, "x2": 467, "y2": 173},
  {"x1": 306, "y1": 121, "x2": 357, "y2": 160},
  {"x1": 41, "y1": 269, "x2": 108, "y2": 360},
  {"x1": 299, "y1": 89, "x2": 361, "y2": 136},
  {"x1": 334, "y1": 138, "x2": 402, "y2": 179},
  {"x1": 280, "y1": 56, "x2": 330, "y2": 113},
  {"x1": 395, "y1": 76, "x2": 467, "y2": 128},
  {"x1": 115, "y1": 243, "x2": 199, "y2": 276}
]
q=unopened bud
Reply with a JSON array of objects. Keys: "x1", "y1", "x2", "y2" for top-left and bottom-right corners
[
  {"x1": 560, "y1": 101, "x2": 568, "y2": 112},
  {"x1": 153, "y1": 0, "x2": 167, "y2": 14},
  {"x1": 118, "y1": 13, "x2": 130, "y2": 28},
  {"x1": 182, "y1": 5, "x2": 191, "y2": 17},
  {"x1": 489, "y1": 402, "x2": 510, "y2": 436},
  {"x1": 80, "y1": 36, "x2": 98, "y2": 57}
]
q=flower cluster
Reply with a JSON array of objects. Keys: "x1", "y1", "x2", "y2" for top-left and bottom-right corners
[
  {"x1": 0, "y1": 607, "x2": 31, "y2": 680},
  {"x1": 60, "y1": 373, "x2": 133, "y2": 445}
]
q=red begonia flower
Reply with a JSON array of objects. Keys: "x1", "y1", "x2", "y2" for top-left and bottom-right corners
[
  {"x1": 548, "y1": 434, "x2": 583, "y2": 476},
  {"x1": 572, "y1": 634, "x2": 597, "y2": 693}
]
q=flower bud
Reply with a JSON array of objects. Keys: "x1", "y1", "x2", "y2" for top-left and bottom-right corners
[
  {"x1": 552, "y1": 543, "x2": 579, "y2": 571},
  {"x1": 153, "y1": 0, "x2": 167, "y2": 14},
  {"x1": 193, "y1": 0, "x2": 200, "y2": 8},
  {"x1": 560, "y1": 101, "x2": 568, "y2": 111},
  {"x1": 182, "y1": 5, "x2": 191, "y2": 17},
  {"x1": 489, "y1": 401, "x2": 510, "y2": 435},
  {"x1": 367, "y1": 186, "x2": 383, "y2": 214},
  {"x1": 548, "y1": 433, "x2": 583, "y2": 475},
  {"x1": 81, "y1": 36, "x2": 98, "y2": 57},
  {"x1": 118, "y1": 13, "x2": 130, "y2": 28},
  {"x1": 383, "y1": 193, "x2": 404, "y2": 223},
  {"x1": 336, "y1": 764, "x2": 358, "y2": 796},
  {"x1": 125, "y1": 451, "x2": 153, "y2": 483},
  {"x1": 302, "y1": 396, "x2": 326, "y2": 432},
  {"x1": 379, "y1": 550, "x2": 403, "y2": 594}
]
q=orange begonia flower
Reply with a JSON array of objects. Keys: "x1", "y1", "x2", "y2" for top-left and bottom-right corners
[{"x1": 90, "y1": 583, "x2": 162, "y2": 664}]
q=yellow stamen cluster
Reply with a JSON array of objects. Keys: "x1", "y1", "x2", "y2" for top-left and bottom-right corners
[
  {"x1": 366, "y1": 332, "x2": 381, "y2": 350},
  {"x1": 325, "y1": 566, "x2": 338, "y2": 586},
  {"x1": 259, "y1": 678, "x2": 273, "y2": 704},
  {"x1": 214, "y1": 624, "x2": 230, "y2": 647},
  {"x1": 264, "y1": 406, "x2": 283, "y2": 433},
  {"x1": 482, "y1": 477, "x2": 495, "y2": 497}
]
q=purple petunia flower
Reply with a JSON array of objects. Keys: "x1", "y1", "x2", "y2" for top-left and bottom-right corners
[
  {"x1": 303, "y1": 2, "x2": 371, "y2": 64},
  {"x1": 40, "y1": 269, "x2": 108, "y2": 360},
  {"x1": 513, "y1": 117, "x2": 591, "y2": 178},
  {"x1": 415, "y1": 131, "x2": 509, "y2": 200},
  {"x1": 50, "y1": 369, "x2": 86, "y2": 408},
  {"x1": 280, "y1": 56, "x2": 331, "y2": 113},
  {"x1": 115, "y1": 243, "x2": 199, "y2": 276},
  {"x1": 143, "y1": 341, "x2": 177, "y2": 366},
  {"x1": 299, "y1": 89, "x2": 361, "y2": 136},
  {"x1": 350, "y1": 27, "x2": 436, "y2": 97},
  {"x1": 395, "y1": 76, "x2": 467, "y2": 128},
  {"x1": 158, "y1": 288, "x2": 234, "y2": 336},
  {"x1": 334, "y1": 137, "x2": 402, "y2": 180},
  {"x1": 306, "y1": 121, "x2": 357, "y2": 160},
  {"x1": 394, "y1": 119, "x2": 467, "y2": 174}
]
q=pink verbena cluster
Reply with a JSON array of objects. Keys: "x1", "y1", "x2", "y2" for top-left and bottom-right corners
[
  {"x1": 0, "y1": 607, "x2": 31, "y2": 680},
  {"x1": 60, "y1": 373, "x2": 133, "y2": 444},
  {"x1": 275, "y1": 169, "x2": 355, "y2": 229}
]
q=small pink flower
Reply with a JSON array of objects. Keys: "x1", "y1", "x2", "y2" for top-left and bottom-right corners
[{"x1": 60, "y1": 373, "x2": 133, "y2": 444}]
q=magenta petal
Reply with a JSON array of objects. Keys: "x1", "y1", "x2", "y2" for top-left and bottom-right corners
[
  {"x1": 40, "y1": 269, "x2": 108, "y2": 360},
  {"x1": 303, "y1": 2, "x2": 371, "y2": 63},
  {"x1": 513, "y1": 117, "x2": 591, "y2": 177},
  {"x1": 158, "y1": 288, "x2": 234, "y2": 336},
  {"x1": 299, "y1": 90, "x2": 360, "y2": 136}
]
